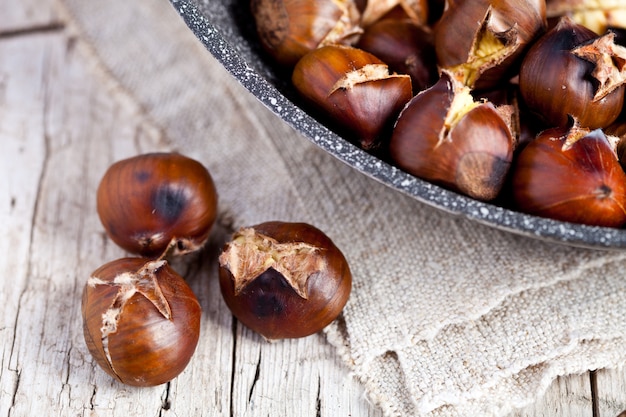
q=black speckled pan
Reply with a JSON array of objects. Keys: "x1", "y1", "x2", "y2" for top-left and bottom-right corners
[{"x1": 169, "y1": 0, "x2": 626, "y2": 250}]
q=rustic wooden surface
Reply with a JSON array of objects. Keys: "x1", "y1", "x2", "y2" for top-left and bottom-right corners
[{"x1": 1, "y1": 0, "x2": 626, "y2": 416}]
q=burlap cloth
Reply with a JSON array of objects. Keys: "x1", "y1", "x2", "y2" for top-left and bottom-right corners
[{"x1": 60, "y1": 1, "x2": 626, "y2": 416}]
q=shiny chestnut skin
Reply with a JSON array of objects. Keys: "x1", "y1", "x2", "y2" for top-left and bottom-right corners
[
  {"x1": 251, "y1": 0, "x2": 362, "y2": 67},
  {"x1": 292, "y1": 44, "x2": 412, "y2": 150},
  {"x1": 218, "y1": 221, "x2": 351, "y2": 340},
  {"x1": 511, "y1": 124, "x2": 626, "y2": 228},
  {"x1": 356, "y1": 18, "x2": 438, "y2": 93},
  {"x1": 82, "y1": 257, "x2": 201, "y2": 386},
  {"x1": 519, "y1": 17, "x2": 626, "y2": 129},
  {"x1": 97, "y1": 152, "x2": 218, "y2": 257},
  {"x1": 434, "y1": 0, "x2": 546, "y2": 90},
  {"x1": 389, "y1": 72, "x2": 515, "y2": 201}
]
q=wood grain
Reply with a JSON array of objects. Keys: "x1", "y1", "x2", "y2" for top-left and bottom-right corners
[
  {"x1": 512, "y1": 373, "x2": 592, "y2": 417},
  {"x1": 2, "y1": 0, "x2": 626, "y2": 416},
  {"x1": 0, "y1": 1, "x2": 376, "y2": 416},
  {"x1": 596, "y1": 366, "x2": 626, "y2": 417}
]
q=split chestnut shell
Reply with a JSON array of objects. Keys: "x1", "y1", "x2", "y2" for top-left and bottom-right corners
[
  {"x1": 82, "y1": 258, "x2": 201, "y2": 386},
  {"x1": 292, "y1": 45, "x2": 413, "y2": 150},
  {"x1": 218, "y1": 221, "x2": 351, "y2": 340},
  {"x1": 434, "y1": 0, "x2": 547, "y2": 90},
  {"x1": 356, "y1": 17, "x2": 438, "y2": 93},
  {"x1": 511, "y1": 124, "x2": 626, "y2": 228},
  {"x1": 519, "y1": 17, "x2": 626, "y2": 129},
  {"x1": 251, "y1": 0, "x2": 362, "y2": 67},
  {"x1": 389, "y1": 72, "x2": 515, "y2": 201}
]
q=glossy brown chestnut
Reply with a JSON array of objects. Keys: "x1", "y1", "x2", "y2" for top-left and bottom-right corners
[
  {"x1": 292, "y1": 44, "x2": 412, "y2": 150},
  {"x1": 251, "y1": 0, "x2": 362, "y2": 67},
  {"x1": 511, "y1": 122, "x2": 626, "y2": 227},
  {"x1": 433, "y1": 0, "x2": 546, "y2": 90},
  {"x1": 97, "y1": 152, "x2": 218, "y2": 257},
  {"x1": 356, "y1": 18, "x2": 438, "y2": 92},
  {"x1": 218, "y1": 221, "x2": 351, "y2": 340},
  {"x1": 82, "y1": 257, "x2": 201, "y2": 386},
  {"x1": 389, "y1": 72, "x2": 515, "y2": 201},
  {"x1": 519, "y1": 17, "x2": 626, "y2": 129}
]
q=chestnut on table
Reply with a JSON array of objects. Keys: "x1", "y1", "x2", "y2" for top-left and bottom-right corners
[
  {"x1": 218, "y1": 221, "x2": 352, "y2": 340},
  {"x1": 82, "y1": 258, "x2": 202, "y2": 387},
  {"x1": 3, "y1": 0, "x2": 626, "y2": 416}
]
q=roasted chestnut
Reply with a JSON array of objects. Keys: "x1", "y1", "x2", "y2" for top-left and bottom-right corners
[
  {"x1": 218, "y1": 221, "x2": 351, "y2": 340},
  {"x1": 82, "y1": 257, "x2": 202, "y2": 386},
  {"x1": 251, "y1": 0, "x2": 362, "y2": 67},
  {"x1": 292, "y1": 44, "x2": 412, "y2": 150},
  {"x1": 519, "y1": 17, "x2": 626, "y2": 129},
  {"x1": 511, "y1": 121, "x2": 626, "y2": 228},
  {"x1": 389, "y1": 71, "x2": 515, "y2": 201},
  {"x1": 433, "y1": 0, "x2": 546, "y2": 90},
  {"x1": 356, "y1": 17, "x2": 438, "y2": 92},
  {"x1": 96, "y1": 152, "x2": 218, "y2": 258}
]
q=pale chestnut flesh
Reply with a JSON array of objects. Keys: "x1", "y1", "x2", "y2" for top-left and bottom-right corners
[
  {"x1": 434, "y1": 0, "x2": 547, "y2": 89},
  {"x1": 546, "y1": 0, "x2": 626, "y2": 35}
]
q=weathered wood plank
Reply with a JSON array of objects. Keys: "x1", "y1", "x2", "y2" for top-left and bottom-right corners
[
  {"x1": 0, "y1": 24, "x2": 172, "y2": 417},
  {"x1": 0, "y1": 31, "x2": 49, "y2": 417},
  {"x1": 0, "y1": 3, "x2": 378, "y2": 417},
  {"x1": 1, "y1": 0, "x2": 623, "y2": 416},
  {"x1": 230, "y1": 326, "x2": 378, "y2": 417},
  {"x1": 0, "y1": 0, "x2": 60, "y2": 33},
  {"x1": 595, "y1": 366, "x2": 626, "y2": 417},
  {"x1": 511, "y1": 373, "x2": 593, "y2": 417}
]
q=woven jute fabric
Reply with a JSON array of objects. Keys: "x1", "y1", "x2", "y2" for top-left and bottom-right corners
[{"x1": 60, "y1": 1, "x2": 626, "y2": 415}]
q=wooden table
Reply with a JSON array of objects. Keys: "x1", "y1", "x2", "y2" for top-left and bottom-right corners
[{"x1": 1, "y1": 0, "x2": 626, "y2": 416}]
